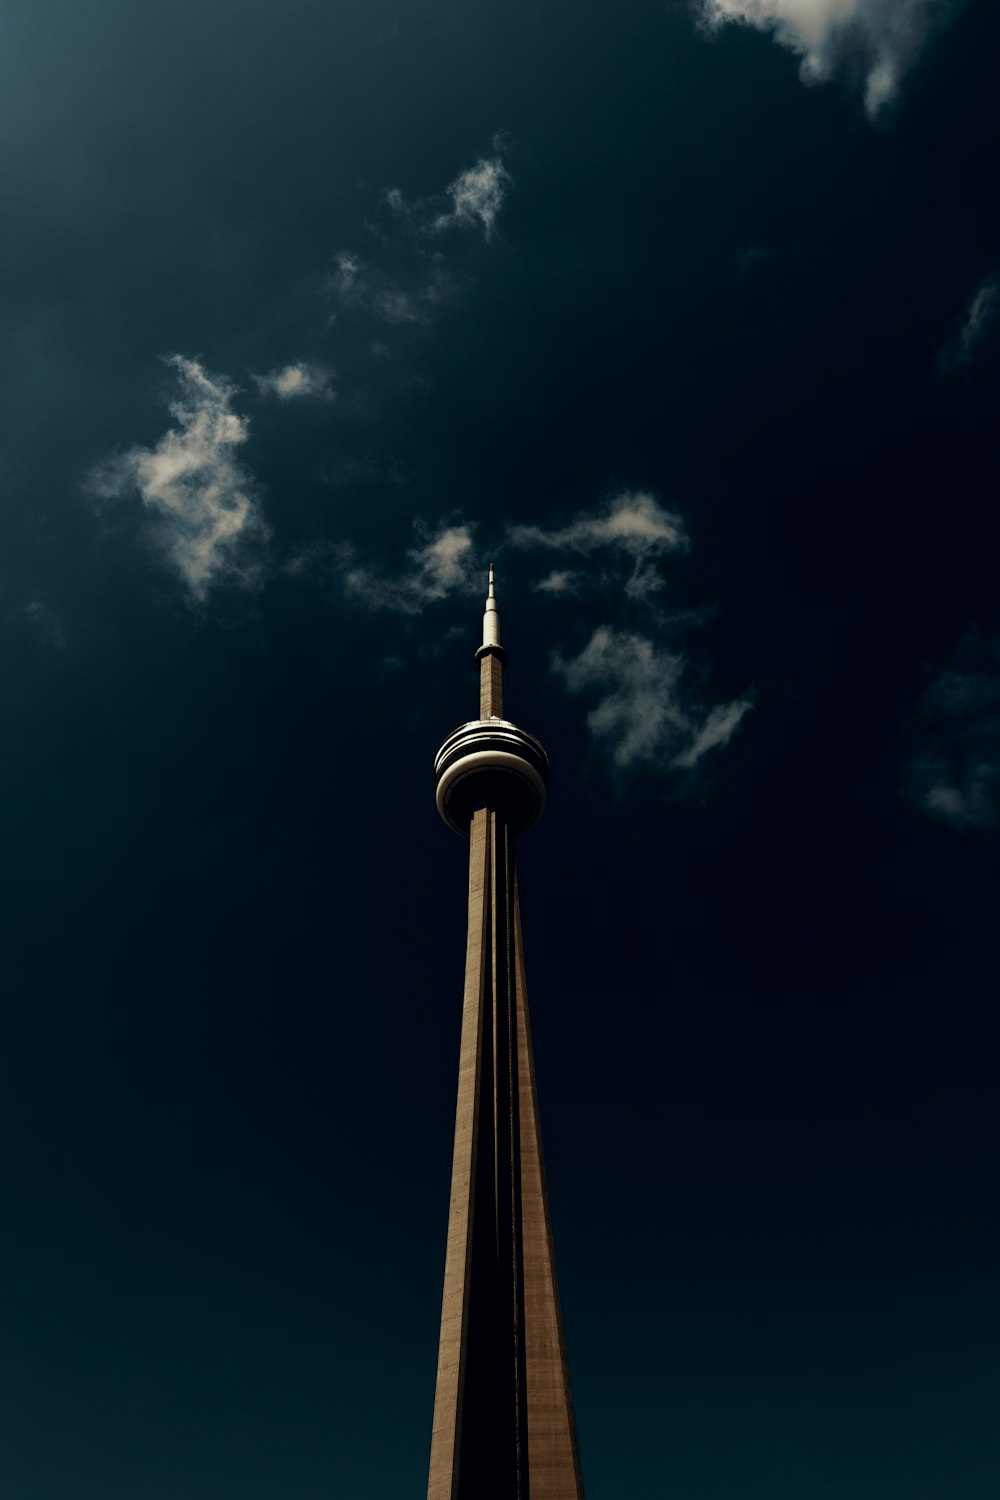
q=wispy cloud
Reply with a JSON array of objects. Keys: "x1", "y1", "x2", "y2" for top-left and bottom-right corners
[
  {"x1": 433, "y1": 156, "x2": 511, "y2": 240},
  {"x1": 939, "y1": 274, "x2": 1000, "y2": 372},
  {"x1": 535, "y1": 568, "x2": 584, "y2": 596},
  {"x1": 328, "y1": 143, "x2": 510, "y2": 350},
  {"x1": 87, "y1": 356, "x2": 267, "y2": 600},
  {"x1": 329, "y1": 250, "x2": 439, "y2": 325},
  {"x1": 509, "y1": 491, "x2": 688, "y2": 601},
  {"x1": 905, "y1": 632, "x2": 1000, "y2": 832},
  {"x1": 385, "y1": 141, "x2": 513, "y2": 245},
  {"x1": 334, "y1": 487, "x2": 748, "y2": 781},
  {"x1": 699, "y1": 0, "x2": 964, "y2": 117},
  {"x1": 342, "y1": 522, "x2": 477, "y2": 613},
  {"x1": 554, "y1": 626, "x2": 751, "y2": 771},
  {"x1": 253, "y1": 361, "x2": 334, "y2": 402}
]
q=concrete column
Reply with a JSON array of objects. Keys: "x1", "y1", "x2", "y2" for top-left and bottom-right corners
[
  {"x1": 427, "y1": 810, "x2": 491, "y2": 1500},
  {"x1": 513, "y1": 875, "x2": 586, "y2": 1498},
  {"x1": 480, "y1": 653, "x2": 504, "y2": 719},
  {"x1": 427, "y1": 811, "x2": 584, "y2": 1499}
]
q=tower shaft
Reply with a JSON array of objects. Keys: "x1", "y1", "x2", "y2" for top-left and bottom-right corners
[
  {"x1": 427, "y1": 806, "x2": 584, "y2": 1499},
  {"x1": 480, "y1": 652, "x2": 504, "y2": 718}
]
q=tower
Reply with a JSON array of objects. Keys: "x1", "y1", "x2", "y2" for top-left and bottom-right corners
[{"x1": 427, "y1": 568, "x2": 585, "y2": 1500}]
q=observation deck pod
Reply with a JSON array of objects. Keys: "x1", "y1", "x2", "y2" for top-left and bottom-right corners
[{"x1": 434, "y1": 718, "x2": 549, "y2": 837}]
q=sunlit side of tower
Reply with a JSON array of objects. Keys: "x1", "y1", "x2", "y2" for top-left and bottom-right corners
[{"x1": 427, "y1": 568, "x2": 584, "y2": 1500}]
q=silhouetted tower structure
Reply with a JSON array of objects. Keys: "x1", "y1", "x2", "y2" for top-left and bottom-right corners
[{"x1": 428, "y1": 568, "x2": 585, "y2": 1500}]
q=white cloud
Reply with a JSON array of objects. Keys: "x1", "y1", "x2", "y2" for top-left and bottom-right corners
[
  {"x1": 254, "y1": 361, "x2": 334, "y2": 402},
  {"x1": 674, "y1": 699, "x2": 752, "y2": 767},
  {"x1": 554, "y1": 626, "x2": 751, "y2": 770},
  {"x1": 385, "y1": 146, "x2": 512, "y2": 243},
  {"x1": 342, "y1": 522, "x2": 477, "y2": 613},
  {"x1": 699, "y1": 0, "x2": 963, "y2": 116},
  {"x1": 535, "y1": 568, "x2": 584, "y2": 595},
  {"x1": 906, "y1": 633, "x2": 1000, "y2": 831},
  {"x1": 434, "y1": 156, "x2": 511, "y2": 240},
  {"x1": 87, "y1": 356, "x2": 267, "y2": 600},
  {"x1": 940, "y1": 274, "x2": 1000, "y2": 372},
  {"x1": 509, "y1": 491, "x2": 688, "y2": 601}
]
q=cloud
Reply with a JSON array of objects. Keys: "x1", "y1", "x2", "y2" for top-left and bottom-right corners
[
  {"x1": 332, "y1": 250, "x2": 362, "y2": 299},
  {"x1": 509, "y1": 490, "x2": 688, "y2": 601},
  {"x1": 553, "y1": 626, "x2": 751, "y2": 771},
  {"x1": 699, "y1": 0, "x2": 964, "y2": 116},
  {"x1": 87, "y1": 356, "x2": 267, "y2": 600},
  {"x1": 329, "y1": 250, "x2": 435, "y2": 325},
  {"x1": 939, "y1": 274, "x2": 1000, "y2": 372},
  {"x1": 509, "y1": 489, "x2": 747, "y2": 777},
  {"x1": 336, "y1": 488, "x2": 747, "y2": 782},
  {"x1": 385, "y1": 143, "x2": 513, "y2": 243},
  {"x1": 330, "y1": 145, "x2": 509, "y2": 348},
  {"x1": 253, "y1": 361, "x2": 334, "y2": 401},
  {"x1": 535, "y1": 568, "x2": 584, "y2": 596},
  {"x1": 342, "y1": 522, "x2": 477, "y2": 613},
  {"x1": 433, "y1": 156, "x2": 511, "y2": 240},
  {"x1": 906, "y1": 633, "x2": 1000, "y2": 831}
]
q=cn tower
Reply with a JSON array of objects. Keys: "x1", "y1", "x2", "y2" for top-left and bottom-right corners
[{"x1": 427, "y1": 567, "x2": 585, "y2": 1499}]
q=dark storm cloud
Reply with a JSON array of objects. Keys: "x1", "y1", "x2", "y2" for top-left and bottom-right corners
[
  {"x1": 700, "y1": 0, "x2": 967, "y2": 114},
  {"x1": 905, "y1": 632, "x2": 1000, "y2": 830}
]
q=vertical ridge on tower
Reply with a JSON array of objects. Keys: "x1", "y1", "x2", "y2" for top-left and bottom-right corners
[{"x1": 429, "y1": 570, "x2": 584, "y2": 1500}]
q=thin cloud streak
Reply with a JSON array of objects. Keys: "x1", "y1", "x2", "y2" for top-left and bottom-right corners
[
  {"x1": 510, "y1": 491, "x2": 688, "y2": 601},
  {"x1": 940, "y1": 274, "x2": 1000, "y2": 372},
  {"x1": 87, "y1": 356, "x2": 268, "y2": 600}
]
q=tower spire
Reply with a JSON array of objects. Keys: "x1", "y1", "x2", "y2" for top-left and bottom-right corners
[
  {"x1": 483, "y1": 562, "x2": 500, "y2": 649},
  {"x1": 429, "y1": 580, "x2": 584, "y2": 1500},
  {"x1": 476, "y1": 563, "x2": 507, "y2": 720}
]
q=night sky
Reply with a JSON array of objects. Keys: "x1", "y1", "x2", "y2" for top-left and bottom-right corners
[{"x1": 2, "y1": 2, "x2": 999, "y2": 1495}]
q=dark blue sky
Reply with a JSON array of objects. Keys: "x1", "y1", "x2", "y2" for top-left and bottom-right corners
[{"x1": 2, "y1": 2, "x2": 999, "y2": 1496}]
